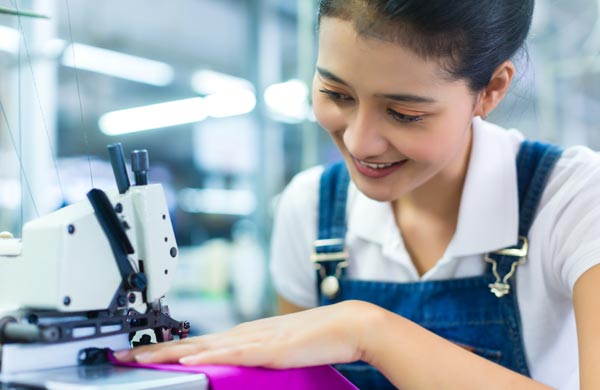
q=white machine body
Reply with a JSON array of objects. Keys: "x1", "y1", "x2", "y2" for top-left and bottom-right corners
[{"x1": 0, "y1": 183, "x2": 178, "y2": 313}]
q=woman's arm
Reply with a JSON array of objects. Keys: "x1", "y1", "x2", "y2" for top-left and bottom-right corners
[
  {"x1": 574, "y1": 263, "x2": 600, "y2": 389},
  {"x1": 115, "y1": 300, "x2": 552, "y2": 389},
  {"x1": 363, "y1": 303, "x2": 550, "y2": 389}
]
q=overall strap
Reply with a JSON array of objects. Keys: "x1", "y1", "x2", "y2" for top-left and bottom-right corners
[
  {"x1": 313, "y1": 161, "x2": 350, "y2": 300},
  {"x1": 516, "y1": 141, "x2": 564, "y2": 236},
  {"x1": 486, "y1": 140, "x2": 563, "y2": 298}
]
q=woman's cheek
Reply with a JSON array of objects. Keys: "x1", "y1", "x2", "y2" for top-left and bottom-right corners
[
  {"x1": 413, "y1": 143, "x2": 446, "y2": 163},
  {"x1": 389, "y1": 130, "x2": 440, "y2": 163},
  {"x1": 312, "y1": 96, "x2": 346, "y2": 135},
  {"x1": 420, "y1": 132, "x2": 463, "y2": 163}
]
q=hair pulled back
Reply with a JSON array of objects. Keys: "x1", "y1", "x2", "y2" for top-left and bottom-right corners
[{"x1": 318, "y1": 0, "x2": 534, "y2": 92}]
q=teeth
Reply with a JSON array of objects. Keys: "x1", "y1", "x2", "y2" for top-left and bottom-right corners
[{"x1": 358, "y1": 160, "x2": 396, "y2": 169}]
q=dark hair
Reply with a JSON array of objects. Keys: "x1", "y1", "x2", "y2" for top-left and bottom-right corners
[{"x1": 317, "y1": 0, "x2": 534, "y2": 92}]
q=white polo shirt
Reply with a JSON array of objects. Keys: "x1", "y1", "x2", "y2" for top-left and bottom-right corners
[{"x1": 269, "y1": 117, "x2": 600, "y2": 389}]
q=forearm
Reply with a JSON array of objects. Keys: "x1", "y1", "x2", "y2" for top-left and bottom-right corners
[{"x1": 357, "y1": 302, "x2": 552, "y2": 389}]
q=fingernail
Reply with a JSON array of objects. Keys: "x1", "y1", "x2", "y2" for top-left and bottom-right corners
[
  {"x1": 179, "y1": 356, "x2": 194, "y2": 365},
  {"x1": 113, "y1": 350, "x2": 130, "y2": 360},
  {"x1": 134, "y1": 352, "x2": 153, "y2": 362}
]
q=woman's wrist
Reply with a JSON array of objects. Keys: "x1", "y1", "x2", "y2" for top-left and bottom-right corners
[{"x1": 334, "y1": 300, "x2": 391, "y2": 365}]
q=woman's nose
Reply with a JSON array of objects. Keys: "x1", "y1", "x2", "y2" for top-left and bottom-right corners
[{"x1": 343, "y1": 109, "x2": 388, "y2": 160}]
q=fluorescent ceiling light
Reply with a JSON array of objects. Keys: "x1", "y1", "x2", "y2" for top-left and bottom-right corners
[
  {"x1": 264, "y1": 79, "x2": 310, "y2": 123},
  {"x1": 99, "y1": 97, "x2": 207, "y2": 136},
  {"x1": 192, "y1": 70, "x2": 257, "y2": 118},
  {"x1": 205, "y1": 90, "x2": 256, "y2": 118},
  {"x1": 99, "y1": 69, "x2": 257, "y2": 135},
  {"x1": 0, "y1": 25, "x2": 20, "y2": 54},
  {"x1": 43, "y1": 38, "x2": 67, "y2": 59},
  {"x1": 62, "y1": 43, "x2": 174, "y2": 86},
  {"x1": 191, "y1": 69, "x2": 254, "y2": 95},
  {"x1": 178, "y1": 188, "x2": 256, "y2": 216}
]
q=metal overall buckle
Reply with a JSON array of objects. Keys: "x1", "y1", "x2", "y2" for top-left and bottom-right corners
[
  {"x1": 311, "y1": 238, "x2": 348, "y2": 299},
  {"x1": 484, "y1": 236, "x2": 529, "y2": 298}
]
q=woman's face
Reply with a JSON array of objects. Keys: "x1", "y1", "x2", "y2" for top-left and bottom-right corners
[{"x1": 313, "y1": 17, "x2": 479, "y2": 202}]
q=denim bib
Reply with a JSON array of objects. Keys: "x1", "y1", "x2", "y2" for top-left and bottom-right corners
[{"x1": 313, "y1": 141, "x2": 563, "y2": 389}]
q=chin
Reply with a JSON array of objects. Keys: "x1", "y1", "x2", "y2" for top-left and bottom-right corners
[
  {"x1": 353, "y1": 181, "x2": 403, "y2": 203},
  {"x1": 364, "y1": 193, "x2": 395, "y2": 203}
]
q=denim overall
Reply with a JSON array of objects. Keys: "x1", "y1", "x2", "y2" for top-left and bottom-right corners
[{"x1": 313, "y1": 141, "x2": 563, "y2": 389}]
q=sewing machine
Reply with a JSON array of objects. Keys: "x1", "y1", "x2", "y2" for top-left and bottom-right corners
[{"x1": 0, "y1": 144, "x2": 208, "y2": 389}]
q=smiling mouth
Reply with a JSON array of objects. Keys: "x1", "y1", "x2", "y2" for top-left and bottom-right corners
[
  {"x1": 356, "y1": 159, "x2": 404, "y2": 169},
  {"x1": 351, "y1": 156, "x2": 408, "y2": 179}
]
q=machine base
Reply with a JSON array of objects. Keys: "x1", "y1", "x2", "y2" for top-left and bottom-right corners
[{"x1": 0, "y1": 363, "x2": 208, "y2": 390}]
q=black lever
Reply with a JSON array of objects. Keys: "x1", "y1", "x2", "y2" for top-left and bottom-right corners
[
  {"x1": 108, "y1": 143, "x2": 131, "y2": 194},
  {"x1": 87, "y1": 188, "x2": 146, "y2": 292}
]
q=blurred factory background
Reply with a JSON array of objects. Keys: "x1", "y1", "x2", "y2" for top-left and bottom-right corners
[{"x1": 0, "y1": 0, "x2": 599, "y2": 334}]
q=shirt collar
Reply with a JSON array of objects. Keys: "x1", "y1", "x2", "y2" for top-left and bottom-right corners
[
  {"x1": 347, "y1": 117, "x2": 520, "y2": 256},
  {"x1": 447, "y1": 117, "x2": 520, "y2": 256}
]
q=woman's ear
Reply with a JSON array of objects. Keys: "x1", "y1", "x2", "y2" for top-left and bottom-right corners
[{"x1": 475, "y1": 60, "x2": 515, "y2": 118}]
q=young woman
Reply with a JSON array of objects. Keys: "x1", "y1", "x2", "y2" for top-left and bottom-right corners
[{"x1": 116, "y1": 1, "x2": 600, "y2": 388}]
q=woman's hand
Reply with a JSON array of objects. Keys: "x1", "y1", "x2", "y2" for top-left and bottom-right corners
[
  {"x1": 114, "y1": 300, "x2": 379, "y2": 368},
  {"x1": 115, "y1": 299, "x2": 552, "y2": 389}
]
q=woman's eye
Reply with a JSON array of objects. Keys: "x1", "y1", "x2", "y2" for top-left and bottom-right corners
[
  {"x1": 387, "y1": 108, "x2": 424, "y2": 123},
  {"x1": 319, "y1": 88, "x2": 353, "y2": 102}
]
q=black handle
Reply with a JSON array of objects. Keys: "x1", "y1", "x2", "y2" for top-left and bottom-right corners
[
  {"x1": 87, "y1": 188, "x2": 146, "y2": 292},
  {"x1": 108, "y1": 143, "x2": 131, "y2": 194}
]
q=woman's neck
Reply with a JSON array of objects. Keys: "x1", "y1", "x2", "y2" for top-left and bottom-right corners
[{"x1": 392, "y1": 127, "x2": 473, "y2": 275}]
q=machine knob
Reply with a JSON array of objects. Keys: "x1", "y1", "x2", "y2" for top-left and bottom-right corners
[
  {"x1": 131, "y1": 149, "x2": 149, "y2": 186},
  {"x1": 127, "y1": 272, "x2": 148, "y2": 292}
]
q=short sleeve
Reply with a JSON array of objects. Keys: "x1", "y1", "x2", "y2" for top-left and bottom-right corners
[
  {"x1": 268, "y1": 166, "x2": 324, "y2": 309},
  {"x1": 542, "y1": 146, "x2": 600, "y2": 294}
]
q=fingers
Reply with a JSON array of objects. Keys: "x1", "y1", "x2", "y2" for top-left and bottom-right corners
[
  {"x1": 113, "y1": 349, "x2": 136, "y2": 362},
  {"x1": 114, "y1": 337, "x2": 208, "y2": 363},
  {"x1": 113, "y1": 329, "x2": 257, "y2": 364},
  {"x1": 178, "y1": 342, "x2": 278, "y2": 368},
  {"x1": 114, "y1": 342, "x2": 266, "y2": 368},
  {"x1": 134, "y1": 343, "x2": 202, "y2": 363}
]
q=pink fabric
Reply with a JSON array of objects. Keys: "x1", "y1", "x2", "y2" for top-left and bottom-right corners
[{"x1": 108, "y1": 352, "x2": 358, "y2": 390}]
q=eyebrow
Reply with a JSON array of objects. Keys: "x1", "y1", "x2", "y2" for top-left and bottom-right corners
[
  {"x1": 316, "y1": 66, "x2": 437, "y2": 104},
  {"x1": 317, "y1": 67, "x2": 350, "y2": 85}
]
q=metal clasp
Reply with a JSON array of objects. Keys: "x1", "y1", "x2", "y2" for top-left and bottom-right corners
[
  {"x1": 484, "y1": 236, "x2": 528, "y2": 298},
  {"x1": 311, "y1": 238, "x2": 348, "y2": 299}
]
